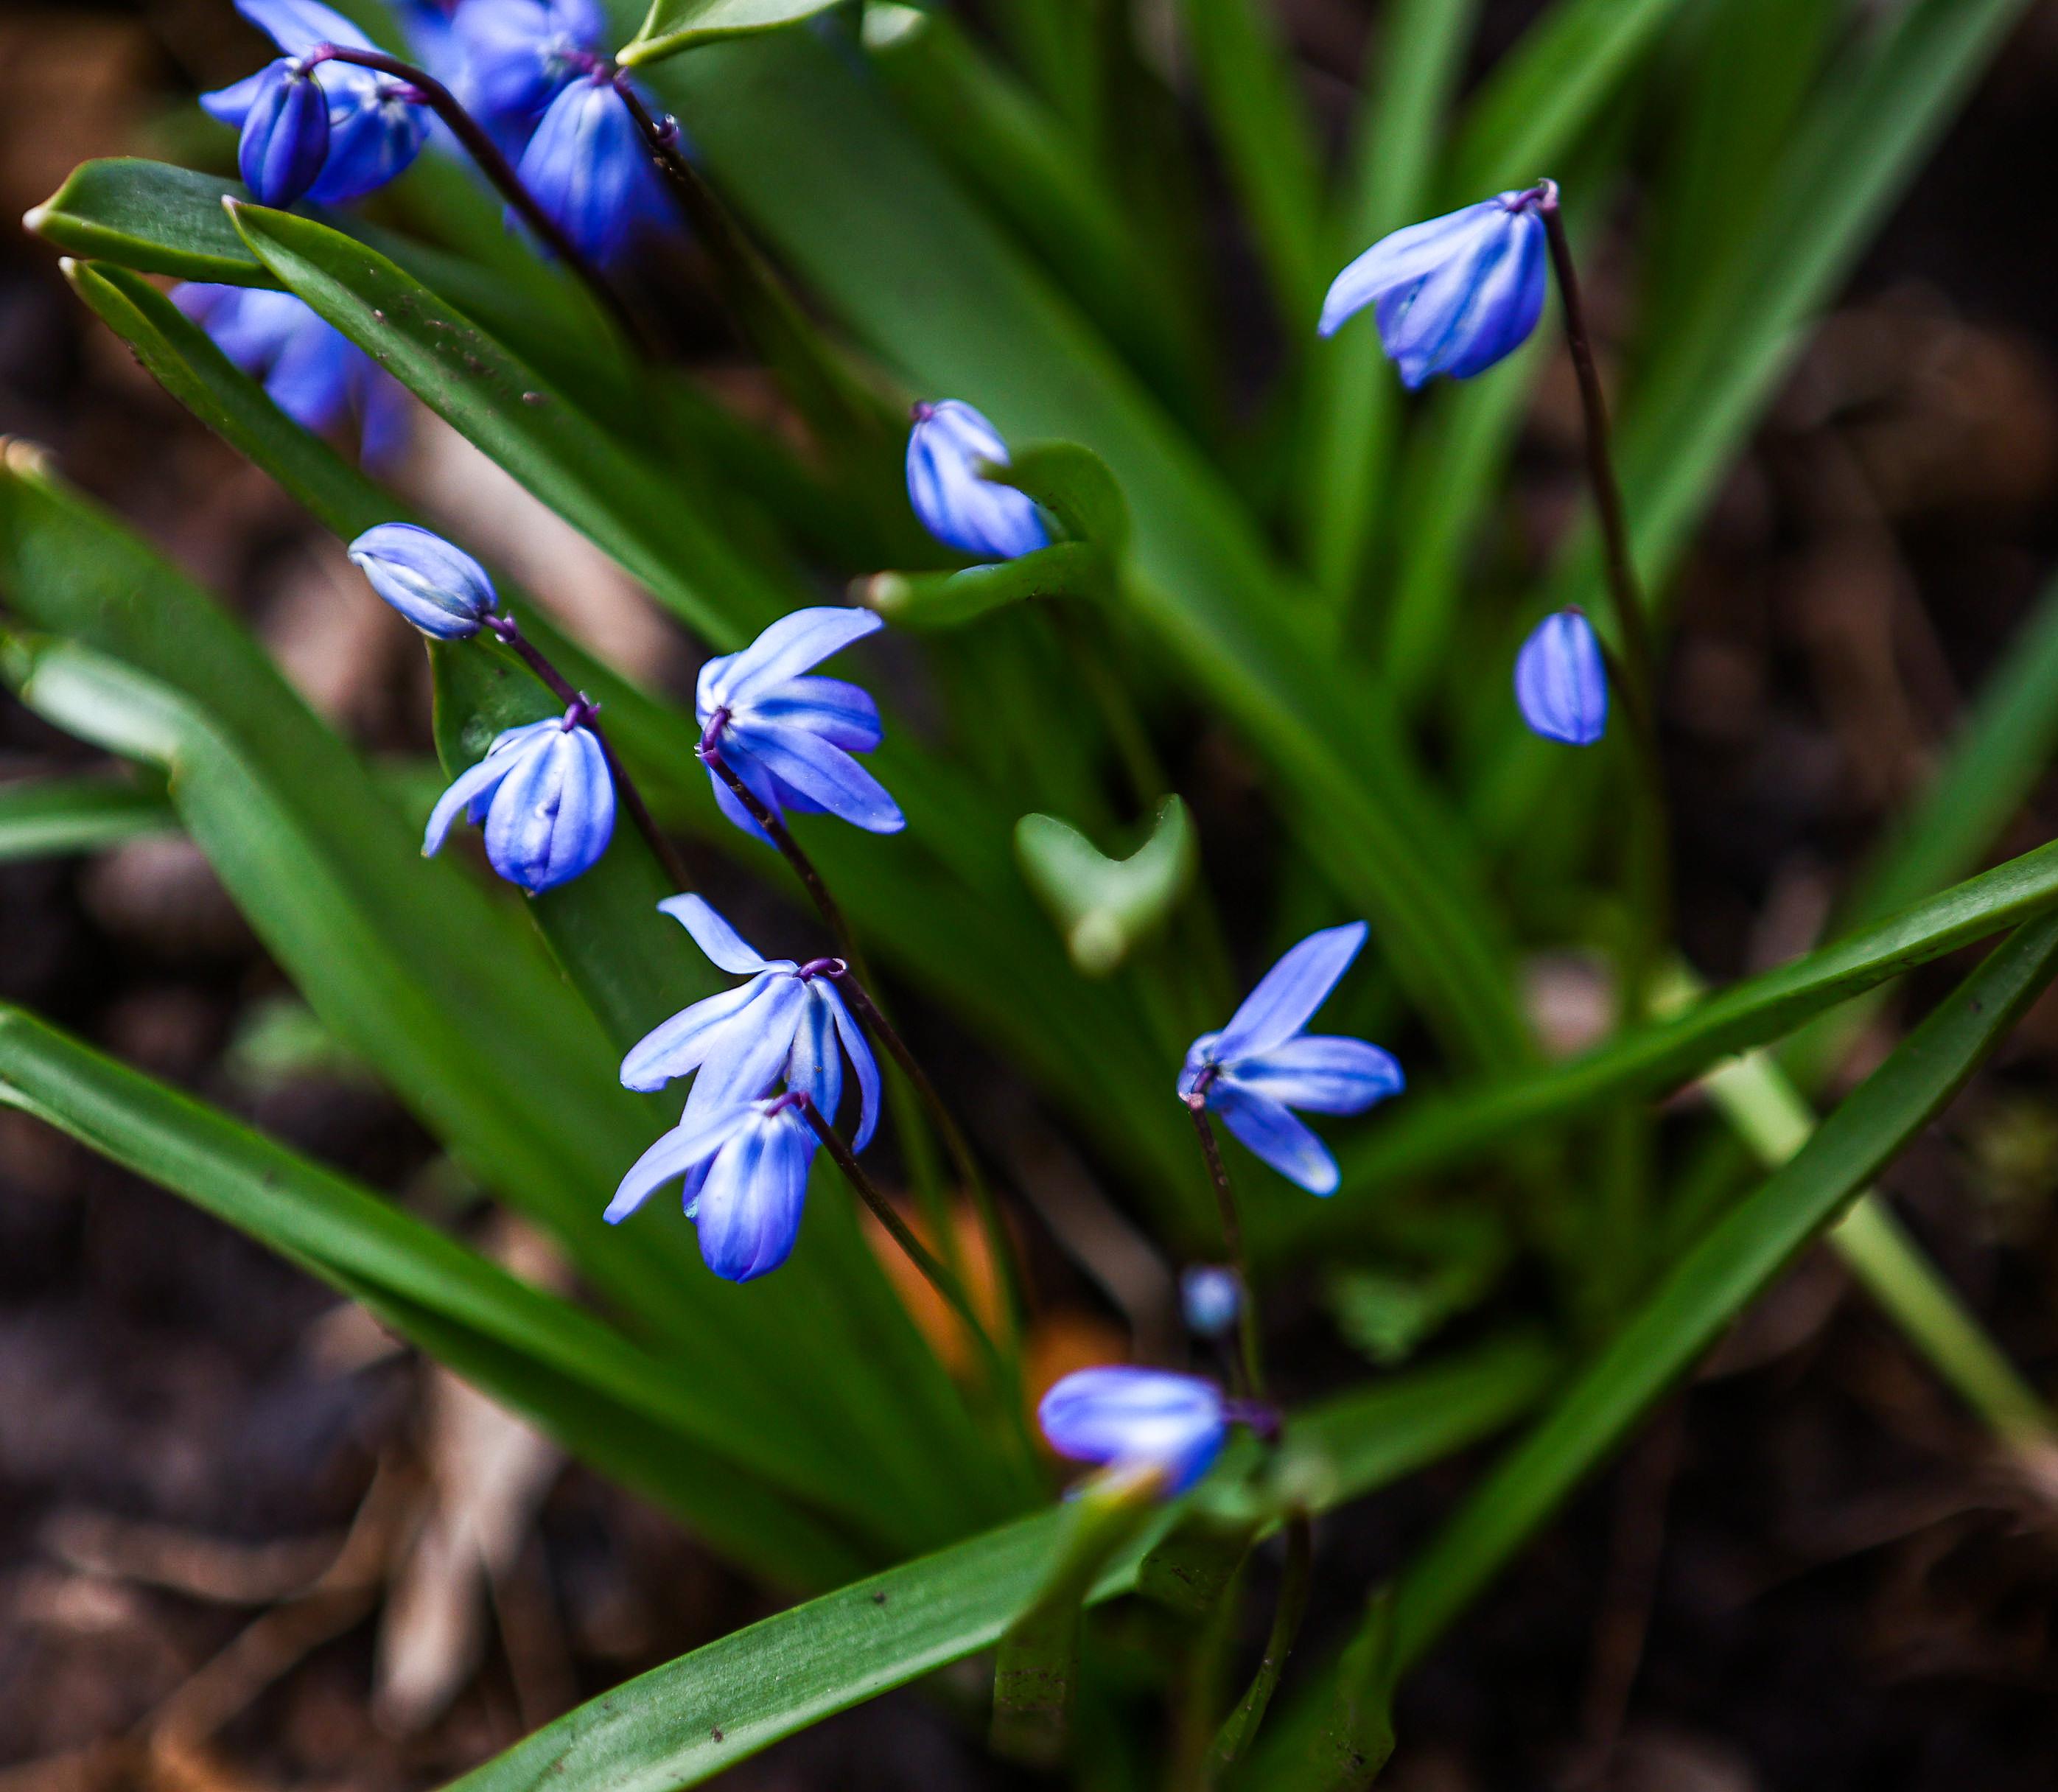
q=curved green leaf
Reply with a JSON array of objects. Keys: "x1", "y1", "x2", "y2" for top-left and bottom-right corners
[
  {"x1": 0, "y1": 770, "x2": 171, "y2": 860},
  {"x1": 622, "y1": 0, "x2": 844, "y2": 63},
  {"x1": 1016, "y1": 798, "x2": 1196, "y2": 977}
]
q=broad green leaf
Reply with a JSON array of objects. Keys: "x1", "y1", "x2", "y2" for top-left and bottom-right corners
[
  {"x1": 1175, "y1": 0, "x2": 1328, "y2": 331},
  {"x1": 1443, "y1": 0, "x2": 1690, "y2": 200},
  {"x1": 1385, "y1": 915, "x2": 2058, "y2": 1673},
  {"x1": 1271, "y1": 833, "x2": 2058, "y2": 1251},
  {"x1": 860, "y1": 543, "x2": 1108, "y2": 630},
  {"x1": 0, "y1": 770, "x2": 171, "y2": 860},
  {"x1": 1016, "y1": 798, "x2": 1197, "y2": 977},
  {"x1": 1256, "y1": 916, "x2": 2058, "y2": 1790},
  {"x1": 0, "y1": 1002, "x2": 868, "y2": 1587},
  {"x1": 438, "y1": 1334, "x2": 1554, "y2": 1792},
  {"x1": 993, "y1": 439, "x2": 1133, "y2": 552},
  {"x1": 622, "y1": 0, "x2": 844, "y2": 63},
  {"x1": 992, "y1": 1474, "x2": 1166, "y2": 1765},
  {"x1": 635, "y1": 28, "x2": 1530, "y2": 1070},
  {"x1": 225, "y1": 200, "x2": 799, "y2": 649}
]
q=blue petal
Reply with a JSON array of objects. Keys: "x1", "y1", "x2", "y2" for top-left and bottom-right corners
[
  {"x1": 1222, "y1": 1035, "x2": 1404, "y2": 1116},
  {"x1": 1317, "y1": 199, "x2": 1506, "y2": 337},
  {"x1": 1212, "y1": 1085, "x2": 1340, "y2": 1196},
  {"x1": 1379, "y1": 220, "x2": 1516, "y2": 390},
  {"x1": 307, "y1": 76, "x2": 428, "y2": 204},
  {"x1": 727, "y1": 722, "x2": 905, "y2": 835},
  {"x1": 1514, "y1": 611, "x2": 1609, "y2": 746},
  {"x1": 747, "y1": 676, "x2": 883, "y2": 752},
  {"x1": 452, "y1": 0, "x2": 604, "y2": 122},
  {"x1": 656, "y1": 893, "x2": 777, "y2": 976},
  {"x1": 1209, "y1": 923, "x2": 1368, "y2": 1063},
  {"x1": 620, "y1": 974, "x2": 777, "y2": 1093},
  {"x1": 693, "y1": 1109, "x2": 811, "y2": 1281},
  {"x1": 200, "y1": 69, "x2": 273, "y2": 130},
  {"x1": 423, "y1": 752, "x2": 517, "y2": 855},
  {"x1": 786, "y1": 990, "x2": 844, "y2": 1135},
  {"x1": 821, "y1": 982, "x2": 881, "y2": 1152},
  {"x1": 1441, "y1": 209, "x2": 1547, "y2": 379},
  {"x1": 604, "y1": 1102, "x2": 753, "y2": 1224},
  {"x1": 906, "y1": 400, "x2": 1050, "y2": 561},
  {"x1": 236, "y1": 0, "x2": 374, "y2": 56},
  {"x1": 239, "y1": 64, "x2": 331, "y2": 206},
  {"x1": 1037, "y1": 1366, "x2": 1226, "y2": 1494},
  {"x1": 349, "y1": 523, "x2": 495, "y2": 639},
  {"x1": 685, "y1": 974, "x2": 810, "y2": 1112},
  {"x1": 708, "y1": 608, "x2": 885, "y2": 710},
  {"x1": 704, "y1": 757, "x2": 780, "y2": 845},
  {"x1": 482, "y1": 723, "x2": 615, "y2": 892},
  {"x1": 262, "y1": 312, "x2": 357, "y2": 433},
  {"x1": 514, "y1": 76, "x2": 668, "y2": 266},
  {"x1": 354, "y1": 365, "x2": 412, "y2": 469}
]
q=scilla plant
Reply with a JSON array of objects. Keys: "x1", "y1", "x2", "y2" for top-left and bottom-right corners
[{"x1": 3, "y1": 0, "x2": 2055, "y2": 1785}]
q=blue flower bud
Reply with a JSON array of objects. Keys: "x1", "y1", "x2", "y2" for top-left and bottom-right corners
[
  {"x1": 1180, "y1": 1266, "x2": 1242, "y2": 1339},
  {"x1": 513, "y1": 72, "x2": 673, "y2": 266},
  {"x1": 906, "y1": 400, "x2": 1050, "y2": 562},
  {"x1": 347, "y1": 523, "x2": 497, "y2": 640},
  {"x1": 239, "y1": 63, "x2": 332, "y2": 206},
  {"x1": 1037, "y1": 1366, "x2": 1228, "y2": 1497},
  {"x1": 1320, "y1": 191, "x2": 1549, "y2": 389},
  {"x1": 423, "y1": 713, "x2": 616, "y2": 892},
  {"x1": 1514, "y1": 611, "x2": 1609, "y2": 746}
]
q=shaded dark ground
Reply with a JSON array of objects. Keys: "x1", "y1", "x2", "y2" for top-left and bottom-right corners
[{"x1": 5, "y1": 4, "x2": 2058, "y2": 1790}]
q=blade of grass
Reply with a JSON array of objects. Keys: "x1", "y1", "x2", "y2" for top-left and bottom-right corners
[{"x1": 0, "y1": 770, "x2": 172, "y2": 859}]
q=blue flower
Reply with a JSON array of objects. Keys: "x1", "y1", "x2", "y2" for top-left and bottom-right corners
[
  {"x1": 422, "y1": 711, "x2": 615, "y2": 892},
  {"x1": 606, "y1": 1096, "x2": 816, "y2": 1283},
  {"x1": 1515, "y1": 611, "x2": 1609, "y2": 746},
  {"x1": 1319, "y1": 191, "x2": 1548, "y2": 389},
  {"x1": 237, "y1": 63, "x2": 330, "y2": 206},
  {"x1": 696, "y1": 607, "x2": 904, "y2": 841},
  {"x1": 620, "y1": 895, "x2": 881, "y2": 1149},
  {"x1": 347, "y1": 522, "x2": 497, "y2": 639},
  {"x1": 1180, "y1": 1265, "x2": 1242, "y2": 1340},
  {"x1": 513, "y1": 71, "x2": 673, "y2": 266},
  {"x1": 173, "y1": 284, "x2": 410, "y2": 466},
  {"x1": 1179, "y1": 923, "x2": 1404, "y2": 1197},
  {"x1": 906, "y1": 401, "x2": 1050, "y2": 561},
  {"x1": 1038, "y1": 1367, "x2": 1228, "y2": 1496},
  {"x1": 449, "y1": 0, "x2": 606, "y2": 127},
  {"x1": 202, "y1": 0, "x2": 429, "y2": 206}
]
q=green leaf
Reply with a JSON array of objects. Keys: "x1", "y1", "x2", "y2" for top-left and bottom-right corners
[
  {"x1": 1270, "y1": 833, "x2": 2058, "y2": 1250},
  {"x1": 436, "y1": 1334, "x2": 1550, "y2": 1792},
  {"x1": 1306, "y1": 1590, "x2": 1397, "y2": 1792},
  {"x1": 1175, "y1": 0, "x2": 1329, "y2": 330},
  {"x1": 1015, "y1": 797, "x2": 1197, "y2": 976},
  {"x1": 992, "y1": 1474, "x2": 1166, "y2": 1765},
  {"x1": 28, "y1": 160, "x2": 261, "y2": 284},
  {"x1": 991, "y1": 439, "x2": 1132, "y2": 552},
  {"x1": 621, "y1": 0, "x2": 844, "y2": 63},
  {"x1": 1386, "y1": 915, "x2": 2058, "y2": 1673},
  {"x1": 0, "y1": 770, "x2": 172, "y2": 861},
  {"x1": 0, "y1": 1002, "x2": 870, "y2": 1587},
  {"x1": 223, "y1": 200, "x2": 800, "y2": 650},
  {"x1": 861, "y1": 542, "x2": 1110, "y2": 630}
]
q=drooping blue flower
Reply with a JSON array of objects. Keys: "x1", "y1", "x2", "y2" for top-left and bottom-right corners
[
  {"x1": 1319, "y1": 191, "x2": 1548, "y2": 389},
  {"x1": 906, "y1": 401, "x2": 1050, "y2": 562},
  {"x1": 1038, "y1": 1367, "x2": 1228, "y2": 1496},
  {"x1": 449, "y1": 0, "x2": 606, "y2": 127},
  {"x1": 174, "y1": 284, "x2": 410, "y2": 466},
  {"x1": 1180, "y1": 1265, "x2": 1242, "y2": 1340},
  {"x1": 348, "y1": 522, "x2": 497, "y2": 639},
  {"x1": 696, "y1": 607, "x2": 904, "y2": 841},
  {"x1": 1515, "y1": 611, "x2": 1609, "y2": 746},
  {"x1": 237, "y1": 63, "x2": 331, "y2": 206},
  {"x1": 512, "y1": 71, "x2": 674, "y2": 266},
  {"x1": 620, "y1": 895, "x2": 881, "y2": 1149},
  {"x1": 1179, "y1": 923, "x2": 1404, "y2": 1197},
  {"x1": 606, "y1": 1096, "x2": 817, "y2": 1282},
  {"x1": 423, "y1": 712, "x2": 615, "y2": 892},
  {"x1": 202, "y1": 0, "x2": 430, "y2": 206}
]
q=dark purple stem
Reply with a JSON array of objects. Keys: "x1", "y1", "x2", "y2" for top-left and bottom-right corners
[
  {"x1": 303, "y1": 44, "x2": 646, "y2": 351},
  {"x1": 481, "y1": 615, "x2": 691, "y2": 894},
  {"x1": 1183, "y1": 1072, "x2": 1264, "y2": 1400}
]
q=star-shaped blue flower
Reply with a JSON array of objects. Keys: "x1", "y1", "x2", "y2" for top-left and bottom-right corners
[{"x1": 1178, "y1": 923, "x2": 1404, "y2": 1196}]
